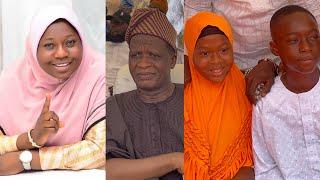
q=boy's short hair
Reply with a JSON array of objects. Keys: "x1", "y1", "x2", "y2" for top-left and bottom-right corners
[{"x1": 270, "y1": 5, "x2": 317, "y2": 39}]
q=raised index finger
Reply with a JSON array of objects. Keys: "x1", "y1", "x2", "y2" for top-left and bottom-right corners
[{"x1": 42, "y1": 94, "x2": 51, "y2": 114}]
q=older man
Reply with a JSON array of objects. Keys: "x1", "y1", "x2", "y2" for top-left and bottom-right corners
[{"x1": 106, "y1": 7, "x2": 183, "y2": 180}]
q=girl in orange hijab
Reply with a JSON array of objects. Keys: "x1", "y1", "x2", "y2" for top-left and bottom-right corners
[{"x1": 184, "y1": 12, "x2": 253, "y2": 179}]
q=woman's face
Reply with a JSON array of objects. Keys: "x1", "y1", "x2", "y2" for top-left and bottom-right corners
[
  {"x1": 37, "y1": 20, "x2": 83, "y2": 80},
  {"x1": 193, "y1": 34, "x2": 233, "y2": 83}
]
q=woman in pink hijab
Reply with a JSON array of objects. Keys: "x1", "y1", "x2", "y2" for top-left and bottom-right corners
[{"x1": 0, "y1": 5, "x2": 105, "y2": 175}]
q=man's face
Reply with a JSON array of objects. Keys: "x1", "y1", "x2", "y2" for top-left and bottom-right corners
[
  {"x1": 108, "y1": 21, "x2": 128, "y2": 42},
  {"x1": 271, "y1": 12, "x2": 320, "y2": 75},
  {"x1": 129, "y1": 34, "x2": 176, "y2": 91}
]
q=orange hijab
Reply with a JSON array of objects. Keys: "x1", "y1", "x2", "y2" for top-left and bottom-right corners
[{"x1": 184, "y1": 12, "x2": 253, "y2": 179}]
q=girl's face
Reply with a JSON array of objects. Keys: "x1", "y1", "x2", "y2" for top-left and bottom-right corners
[
  {"x1": 193, "y1": 34, "x2": 234, "y2": 83},
  {"x1": 37, "y1": 20, "x2": 83, "y2": 80}
]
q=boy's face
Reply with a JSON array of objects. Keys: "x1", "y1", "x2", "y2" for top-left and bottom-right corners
[{"x1": 270, "y1": 12, "x2": 320, "y2": 75}]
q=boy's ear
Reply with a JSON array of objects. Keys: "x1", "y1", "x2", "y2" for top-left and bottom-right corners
[{"x1": 270, "y1": 41, "x2": 280, "y2": 56}]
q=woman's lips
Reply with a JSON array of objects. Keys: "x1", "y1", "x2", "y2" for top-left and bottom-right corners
[{"x1": 52, "y1": 62, "x2": 72, "y2": 72}]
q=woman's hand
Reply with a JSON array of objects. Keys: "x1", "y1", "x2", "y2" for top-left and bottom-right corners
[
  {"x1": 0, "y1": 152, "x2": 24, "y2": 175},
  {"x1": 31, "y1": 94, "x2": 63, "y2": 147}
]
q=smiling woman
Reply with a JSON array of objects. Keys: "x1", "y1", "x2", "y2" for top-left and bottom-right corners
[
  {"x1": 37, "y1": 19, "x2": 83, "y2": 80},
  {"x1": 0, "y1": 5, "x2": 105, "y2": 175}
]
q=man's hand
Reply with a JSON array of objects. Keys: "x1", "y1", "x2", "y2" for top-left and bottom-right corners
[
  {"x1": 171, "y1": 152, "x2": 184, "y2": 174},
  {"x1": 245, "y1": 60, "x2": 277, "y2": 104}
]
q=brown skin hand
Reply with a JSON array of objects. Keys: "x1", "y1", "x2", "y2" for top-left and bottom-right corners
[
  {"x1": 245, "y1": 60, "x2": 277, "y2": 104},
  {"x1": 0, "y1": 150, "x2": 41, "y2": 176},
  {"x1": 106, "y1": 152, "x2": 183, "y2": 180},
  {"x1": 16, "y1": 94, "x2": 63, "y2": 151},
  {"x1": 232, "y1": 167, "x2": 254, "y2": 180}
]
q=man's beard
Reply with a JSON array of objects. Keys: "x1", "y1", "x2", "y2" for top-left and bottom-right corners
[{"x1": 106, "y1": 33, "x2": 125, "y2": 43}]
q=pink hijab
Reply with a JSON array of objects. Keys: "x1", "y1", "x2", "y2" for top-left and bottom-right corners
[{"x1": 0, "y1": 5, "x2": 106, "y2": 146}]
